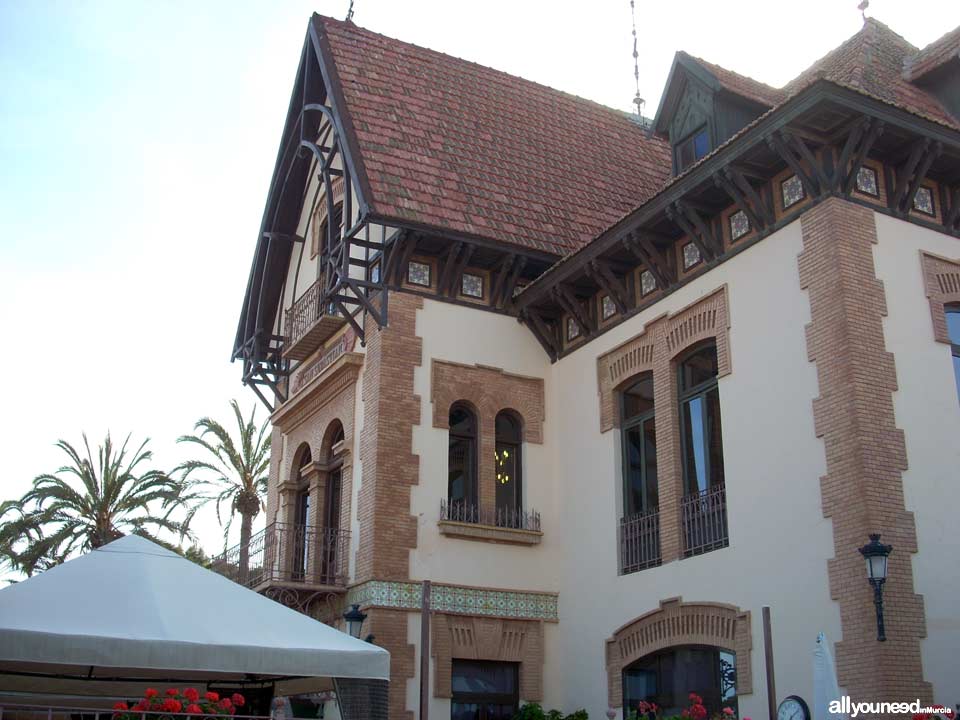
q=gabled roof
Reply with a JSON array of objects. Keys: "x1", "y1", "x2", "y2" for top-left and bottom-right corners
[
  {"x1": 686, "y1": 55, "x2": 786, "y2": 108},
  {"x1": 904, "y1": 25, "x2": 960, "y2": 82},
  {"x1": 784, "y1": 18, "x2": 959, "y2": 129},
  {"x1": 315, "y1": 15, "x2": 671, "y2": 257}
]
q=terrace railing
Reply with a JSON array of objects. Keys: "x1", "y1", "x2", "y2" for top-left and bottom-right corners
[
  {"x1": 681, "y1": 483, "x2": 729, "y2": 557},
  {"x1": 282, "y1": 280, "x2": 346, "y2": 361},
  {"x1": 439, "y1": 499, "x2": 541, "y2": 532},
  {"x1": 211, "y1": 522, "x2": 349, "y2": 589},
  {"x1": 619, "y1": 509, "x2": 661, "y2": 574}
]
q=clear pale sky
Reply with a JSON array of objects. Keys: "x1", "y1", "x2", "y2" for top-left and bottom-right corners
[{"x1": 2, "y1": 0, "x2": 958, "y2": 562}]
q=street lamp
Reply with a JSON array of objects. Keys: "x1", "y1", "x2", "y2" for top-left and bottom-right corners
[
  {"x1": 343, "y1": 604, "x2": 367, "y2": 640},
  {"x1": 858, "y1": 534, "x2": 892, "y2": 642}
]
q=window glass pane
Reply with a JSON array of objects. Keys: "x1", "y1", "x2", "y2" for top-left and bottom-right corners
[
  {"x1": 449, "y1": 437, "x2": 472, "y2": 504},
  {"x1": 693, "y1": 130, "x2": 709, "y2": 160},
  {"x1": 623, "y1": 375, "x2": 655, "y2": 419},
  {"x1": 495, "y1": 441, "x2": 520, "y2": 513},
  {"x1": 450, "y1": 406, "x2": 475, "y2": 435},
  {"x1": 644, "y1": 418, "x2": 659, "y2": 510},
  {"x1": 683, "y1": 396, "x2": 708, "y2": 494},
  {"x1": 680, "y1": 345, "x2": 719, "y2": 391},
  {"x1": 953, "y1": 356, "x2": 960, "y2": 405},
  {"x1": 706, "y1": 387, "x2": 725, "y2": 487},
  {"x1": 495, "y1": 413, "x2": 521, "y2": 442},
  {"x1": 451, "y1": 703, "x2": 479, "y2": 720},
  {"x1": 624, "y1": 647, "x2": 735, "y2": 716},
  {"x1": 946, "y1": 309, "x2": 960, "y2": 344},
  {"x1": 625, "y1": 426, "x2": 644, "y2": 517},
  {"x1": 677, "y1": 139, "x2": 695, "y2": 171}
]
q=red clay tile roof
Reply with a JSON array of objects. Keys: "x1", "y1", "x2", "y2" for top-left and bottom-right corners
[
  {"x1": 904, "y1": 25, "x2": 960, "y2": 81},
  {"x1": 316, "y1": 15, "x2": 671, "y2": 257},
  {"x1": 686, "y1": 55, "x2": 786, "y2": 108},
  {"x1": 783, "y1": 18, "x2": 958, "y2": 129}
]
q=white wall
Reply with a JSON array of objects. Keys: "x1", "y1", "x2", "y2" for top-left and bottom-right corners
[
  {"x1": 873, "y1": 213, "x2": 960, "y2": 704},
  {"x1": 548, "y1": 219, "x2": 838, "y2": 719}
]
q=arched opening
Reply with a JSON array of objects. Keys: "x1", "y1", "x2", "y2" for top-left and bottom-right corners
[
  {"x1": 319, "y1": 420, "x2": 345, "y2": 584},
  {"x1": 292, "y1": 444, "x2": 312, "y2": 580},
  {"x1": 494, "y1": 410, "x2": 523, "y2": 526},
  {"x1": 677, "y1": 341, "x2": 728, "y2": 556},
  {"x1": 623, "y1": 645, "x2": 737, "y2": 716},
  {"x1": 448, "y1": 402, "x2": 478, "y2": 520},
  {"x1": 618, "y1": 372, "x2": 660, "y2": 573}
]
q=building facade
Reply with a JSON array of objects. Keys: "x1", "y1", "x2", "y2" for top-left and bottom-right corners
[{"x1": 226, "y1": 14, "x2": 960, "y2": 720}]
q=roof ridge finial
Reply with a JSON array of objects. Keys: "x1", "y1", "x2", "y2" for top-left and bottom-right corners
[
  {"x1": 629, "y1": 0, "x2": 646, "y2": 124},
  {"x1": 858, "y1": 0, "x2": 869, "y2": 23},
  {"x1": 346, "y1": 0, "x2": 355, "y2": 22}
]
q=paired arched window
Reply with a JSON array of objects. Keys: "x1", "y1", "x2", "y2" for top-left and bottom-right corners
[
  {"x1": 448, "y1": 403, "x2": 478, "y2": 510},
  {"x1": 678, "y1": 342, "x2": 725, "y2": 496},
  {"x1": 293, "y1": 445, "x2": 312, "y2": 579},
  {"x1": 620, "y1": 373, "x2": 658, "y2": 518},
  {"x1": 495, "y1": 411, "x2": 523, "y2": 516}
]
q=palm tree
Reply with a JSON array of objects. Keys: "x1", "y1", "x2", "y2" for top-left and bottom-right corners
[
  {"x1": 0, "y1": 433, "x2": 190, "y2": 577},
  {"x1": 176, "y1": 400, "x2": 271, "y2": 582}
]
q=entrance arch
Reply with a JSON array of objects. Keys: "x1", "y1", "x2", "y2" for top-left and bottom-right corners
[{"x1": 605, "y1": 597, "x2": 752, "y2": 708}]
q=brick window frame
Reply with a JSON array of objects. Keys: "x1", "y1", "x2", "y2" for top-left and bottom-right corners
[
  {"x1": 604, "y1": 597, "x2": 752, "y2": 708},
  {"x1": 920, "y1": 250, "x2": 960, "y2": 345}
]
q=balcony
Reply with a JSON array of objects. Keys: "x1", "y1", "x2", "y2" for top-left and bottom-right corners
[
  {"x1": 619, "y1": 509, "x2": 661, "y2": 574},
  {"x1": 211, "y1": 522, "x2": 350, "y2": 591},
  {"x1": 283, "y1": 280, "x2": 347, "y2": 361},
  {"x1": 681, "y1": 483, "x2": 729, "y2": 557},
  {"x1": 438, "y1": 499, "x2": 542, "y2": 545}
]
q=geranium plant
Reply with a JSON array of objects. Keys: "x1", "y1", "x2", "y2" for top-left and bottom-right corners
[
  {"x1": 113, "y1": 688, "x2": 247, "y2": 719},
  {"x1": 626, "y1": 693, "x2": 748, "y2": 720}
]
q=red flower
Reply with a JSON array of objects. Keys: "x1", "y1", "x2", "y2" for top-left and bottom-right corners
[
  {"x1": 145, "y1": 690, "x2": 159, "y2": 700},
  {"x1": 113, "y1": 702, "x2": 129, "y2": 711},
  {"x1": 723, "y1": 710, "x2": 735, "y2": 717},
  {"x1": 691, "y1": 704, "x2": 708, "y2": 720},
  {"x1": 183, "y1": 689, "x2": 200, "y2": 703},
  {"x1": 132, "y1": 702, "x2": 148, "y2": 712},
  {"x1": 218, "y1": 699, "x2": 233, "y2": 711},
  {"x1": 205, "y1": 692, "x2": 220, "y2": 703},
  {"x1": 231, "y1": 695, "x2": 245, "y2": 708},
  {"x1": 161, "y1": 699, "x2": 182, "y2": 713},
  {"x1": 689, "y1": 694, "x2": 703, "y2": 706},
  {"x1": 166, "y1": 689, "x2": 180, "y2": 697},
  {"x1": 186, "y1": 705, "x2": 203, "y2": 715}
]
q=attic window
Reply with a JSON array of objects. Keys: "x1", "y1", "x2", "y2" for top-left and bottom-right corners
[{"x1": 676, "y1": 127, "x2": 710, "y2": 173}]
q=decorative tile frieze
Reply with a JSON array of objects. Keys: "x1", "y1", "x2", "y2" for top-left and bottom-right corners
[
  {"x1": 461, "y1": 272, "x2": 484, "y2": 298},
  {"x1": 781, "y1": 174, "x2": 805, "y2": 208},
  {"x1": 682, "y1": 241, "x2": 701, "y2": 270},
  {"x1": 913, "y1": 186, "x2": 935, "y2": 216},
  {"x1": 855, "y1": 166, "x2": 879, "y2": 197},
  {"x1": 346, "y1": 580, "x2": 559, "y2": 622},
  {"x1": 408, "y1": 260, "x2": 432, "y2": 287},
  {"x1": 729, "y1": 209, "x2": 750, "y2": 241},
  {"x1": 601, "y1": 295, "x2": 616, "y2": 320},
  {"x1": 640, "y1": 269, "x2": 657, "y2": 296}
]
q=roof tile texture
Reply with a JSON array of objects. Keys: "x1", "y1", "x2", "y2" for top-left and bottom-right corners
[{"x1": 318, "y1": 15, "x2": 671, "y2": 256}]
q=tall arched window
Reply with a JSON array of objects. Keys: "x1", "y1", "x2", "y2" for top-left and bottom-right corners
[
  {"x1": 448, "y1": 403, "x2": 478, "y2": 519},
  {"x1": 293, "y1": 446, "x2": 312, "y2": 579},
  {"x1": 495, "y1": 411, "x2": 523, "y2": 523},
  {"x1": 678, "y1": 342, "x2": 728, "y2": 556},
  {"x1": 619, "y1": 373, "x2": 660, "y2": 573},
  {"x1": 946, "y1": 305, "x2": 960, "y2": 403}
]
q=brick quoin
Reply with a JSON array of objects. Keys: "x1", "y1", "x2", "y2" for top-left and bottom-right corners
[{"x1": 798, "y1": 198, "x2": 932, "y2": 707}]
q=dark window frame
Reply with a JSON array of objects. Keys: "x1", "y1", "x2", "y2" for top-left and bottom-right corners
[
  {"x1": 448, "y1": 402, "x2": 479, "y2": 508},
  {"x1": 494, "y1": 411, "x2": 523, "y2": 516},
  {"x1": 677, "y1": 342, "x2": 725, "y2": 497},
  {"x1": 450, "y1": 660, "x2": 519, "y2": 720},
  {"x1": 675, "y1": 126, "x2": 710, "y2": 173},
  {"x1": 622, "y1": 644, "x2": 737, "y2": 716},
  {"x1": 620, "y1": 374, "x2": 658, "y2": 519}
]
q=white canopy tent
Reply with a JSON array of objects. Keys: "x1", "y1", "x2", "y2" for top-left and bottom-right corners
[{"x1": 0, "y1": 535, "x2": 388, "y2": 716}]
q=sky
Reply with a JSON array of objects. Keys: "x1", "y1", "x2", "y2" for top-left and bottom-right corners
[{"x1": 1, "y1": 0, "x2": 958, "y2": 567}]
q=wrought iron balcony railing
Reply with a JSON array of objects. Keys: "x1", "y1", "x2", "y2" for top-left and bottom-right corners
[
  {"x1": 283, "y1": 280, "x2": 346, "y2": 361},
  {"x1": 439, "y1": 499, "x2": 541, "y2": 532},
  {"x1": 619, "y1": 508, "x2": 661, "y2": 574},
  {"x1": 211, "y1": 522, "x2": 350, "y2": 589},
  {"x1": 681, "y1": 483, "x2": 729, "y2": 557}
]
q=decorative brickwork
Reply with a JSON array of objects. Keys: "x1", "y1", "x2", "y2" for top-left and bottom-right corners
[
  {"x1": 604, "y1": 597, "x2": 752, "y2": 708},
  {"x1": 798, "y1": 198, "x2": 931, "y2": 703},
  {"x1": 431, "y1": 360, "x2": 545, "y2": 512},
  {"x1": 596, "y1": 286, "x2": 731, "y2": 563},
  {"x1": 432, "y1": 614, "x2": 544, "y2": 701},
  {"x1": 365, "y1": 607, "x2": 416, "y2": 720},
  {"x1": 920, "y1": 250, "x2": 960, "y2": 344}
]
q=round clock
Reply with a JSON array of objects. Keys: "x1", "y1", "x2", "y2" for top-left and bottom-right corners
[{"x1": 777, "y1": 696, "x2": 811, "y2": 720}]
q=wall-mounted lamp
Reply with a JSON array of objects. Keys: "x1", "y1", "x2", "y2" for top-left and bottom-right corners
[{"x1": 858, "y1": 533, "x2": 892, "y2": 641}]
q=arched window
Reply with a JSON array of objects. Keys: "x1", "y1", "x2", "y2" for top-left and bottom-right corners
[
  {"x1": 678, "y1": 342, "x2": 728, "y2": 556},
  {"x1": 620, "y1": 373, "x2": 657, "y2": 518},
  {"x1": 448, "y1": 403, "x2": 478, "y2": 517},
  {"x1": 495, "y1": 411, "x2": 523, "y2": 522},
  {"x1": 946, "y1": 305, "x2": 960, "y2": 403},
  {"x1": 293, "y1": 446, "x2": 312, "y2": 579},
  {"x1": 623, "y1": 646, "x2": 737, "y2": 715}
]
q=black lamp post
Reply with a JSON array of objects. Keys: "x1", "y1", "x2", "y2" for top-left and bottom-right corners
[
  {"x1": 858, "y1": 533, "x2": 892, "y2": 642},
  {"x1": 343, "y1": 604, "x2": 367, "y2": 640}
]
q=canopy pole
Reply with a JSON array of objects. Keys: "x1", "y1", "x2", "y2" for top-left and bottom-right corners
[
  {"x1": 420, "y1": 580, "x2": 431, "y2": 720},
  {"x1": 763, "y1": 606, "x2": 777, "y2": 720}
]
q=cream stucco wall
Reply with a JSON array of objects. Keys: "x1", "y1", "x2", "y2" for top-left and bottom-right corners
[
  {"x1": 873, "y1": 213, "x2": 960, "y2": 704},
  {"x1": 547, "y1": 219, "x2": 838, "y2": 718}
]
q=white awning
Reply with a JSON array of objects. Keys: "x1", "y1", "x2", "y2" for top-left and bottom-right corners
[{"x1": 0, "y1": 535, "x2": 388, "y2": 692}]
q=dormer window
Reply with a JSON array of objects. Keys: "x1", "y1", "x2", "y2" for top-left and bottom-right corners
[{"x1": 675, "y1": 127, "x2": 710, "y2": 173}]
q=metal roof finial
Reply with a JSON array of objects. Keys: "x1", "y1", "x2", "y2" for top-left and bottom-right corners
[
  {"x1": 858, "y1": 0, "x2": 869, "y2": 21},
  {"x1": 346, "y1": 0, "x2": 355, "y2": 22},
  {"x1": 630, "y1": 0, "x2": 646, "y2": 124}
]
